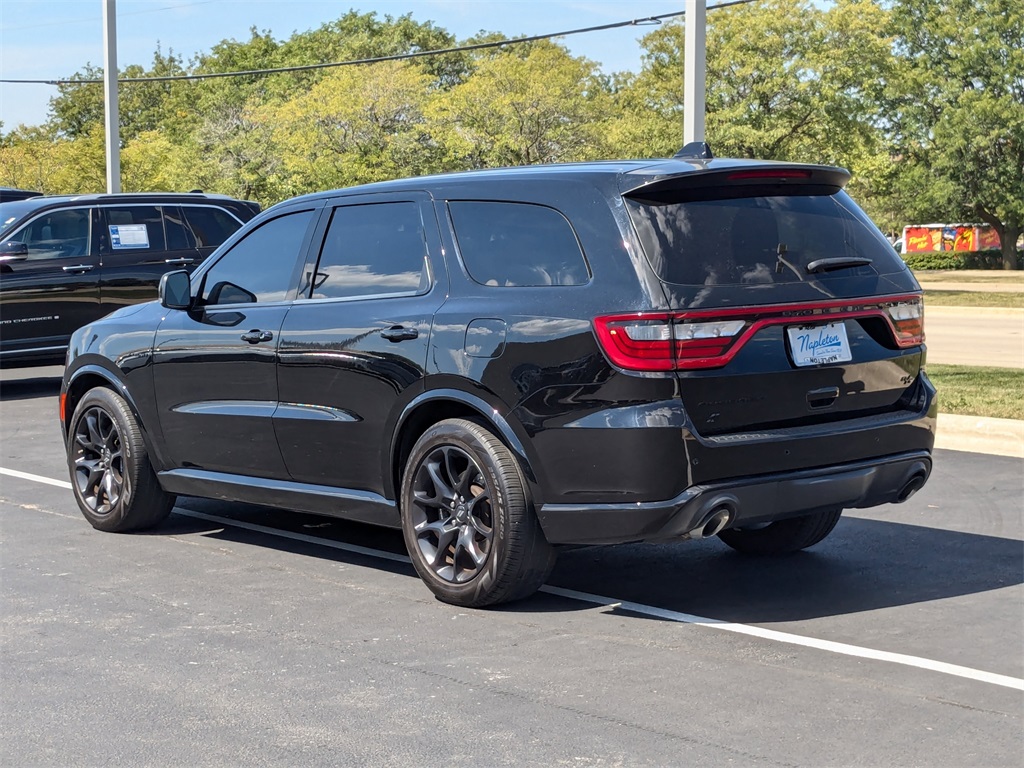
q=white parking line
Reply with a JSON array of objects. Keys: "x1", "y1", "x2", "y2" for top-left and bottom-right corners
[{"x1": 4, "y1": 465, "x2": 1022, "y2": 692}]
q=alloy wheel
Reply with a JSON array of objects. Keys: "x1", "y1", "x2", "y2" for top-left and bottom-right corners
[
  {"x1": 72, "y1": 407, "x2": 124, "y2": 515},
  {"x1": 409, "y1": 445, "x2": 493, "y2": 583}
]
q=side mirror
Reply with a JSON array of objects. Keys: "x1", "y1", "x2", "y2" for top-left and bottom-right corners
[
  {"x1": 0, "y1": 240, "x2": 28, "y2": 261},
  {"x1": 159, "y1": 270, "x2": 192, "y2": 310}
]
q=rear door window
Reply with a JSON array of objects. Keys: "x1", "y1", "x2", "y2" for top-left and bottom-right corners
[
  {"x1": 309, "y1": 202, "x2": 429, "y2": 300},
  {"x1": 625, "y1": 191, "x2": 906, "y2": 286},
  {"x1": 101, "y1": 206, "x2": 166, "y2": 252},
  {"x1": 448, "y1": 201, "x2": 589, "y2": 287}
]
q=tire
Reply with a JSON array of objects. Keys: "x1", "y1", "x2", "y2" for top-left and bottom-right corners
[
  {"x1": 717, "y1": 509, "x2": 842, "y2": 555},
  {"x1": 400, "y1": 419, "x2": 555, "y2": 608},
  {"x1": 67, "y1": 387, "x2": 175, "y2": 533}
]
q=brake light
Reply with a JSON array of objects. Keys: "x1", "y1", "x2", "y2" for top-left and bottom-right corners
[
  {"x1": 594, "y1": 295, "x2": 924, "y2": 372},
  {"x1": 593, "y1": 314, "x2": 747, "y2": 371},
  {"x1": 886, "y1": 298, "x2": 925, "y2": 347},
  {"x1": 726, "y1": 169, "x2": 812, "y2": 181}
]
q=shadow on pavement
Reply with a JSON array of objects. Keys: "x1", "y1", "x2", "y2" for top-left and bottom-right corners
[
  {"x1": 0, "y1": 374, "x2": 62, "y2": 402},
  {"x1": 165, "y1": 497, "x2": 1022, "y2": 624}
]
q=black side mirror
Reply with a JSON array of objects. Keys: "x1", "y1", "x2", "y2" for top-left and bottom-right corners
[
  {"x1": 159, "y1": 270, "x2": 192, "y2": 310},
  {"x1": 0, "y1": 240, "x2": 28, "y2": 261}
]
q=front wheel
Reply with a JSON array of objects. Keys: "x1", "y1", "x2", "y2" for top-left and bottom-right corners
[
  {"x1": 717, "y1": 509, "x2": 842, "y2": 555},
  {"x1": 400, "y1": 419, "x2": 555, "y2": 607},
  {"x1": 67, "y1": 387, "x2": 175, "y2": 532}
]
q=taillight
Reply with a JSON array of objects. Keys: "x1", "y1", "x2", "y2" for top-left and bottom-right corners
[
  {"x1": 886, "y1": 298, "x2": 925, "y2": 347},
  {"x1": 594, "y1": 294, "x2": 925, "y2": 372},
  {"x1": 593, "y1": 314, "x2": 747, "y2": 371}
]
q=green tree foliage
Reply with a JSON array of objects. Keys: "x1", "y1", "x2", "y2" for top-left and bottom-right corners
[
  {"x1": 610, "y1": 0, "x2": 891, "y2": 168},
  {"x1": 886, "y1": 0, "x2": 1024, "y2": 268},
  {"x1": 428, "y1": 41, "x2": 614, "y2": 168}
]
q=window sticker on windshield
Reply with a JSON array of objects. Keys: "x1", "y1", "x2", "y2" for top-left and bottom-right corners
[{"x1": 109, "y1": 223, "x2": 149, "y2": 249}]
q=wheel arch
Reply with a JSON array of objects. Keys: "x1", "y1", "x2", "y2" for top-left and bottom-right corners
[
  {"x1": 62, "y1": 363, "x2": 149, "y2": 448},
  {"x1": 387, "y1": 388, "x2": 541, "y2": 505}
]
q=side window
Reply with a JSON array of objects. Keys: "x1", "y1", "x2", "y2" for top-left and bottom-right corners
[
  {"x1": 102, "y1": 206, "x2": 166, "y2": 252},
  {"x1": 162, "y1": 206, "x2": 196, "y2": 250},
  {"x1": 6, "y1": 208, "x2": 91, "y2": 260},
  {"x1": 182, "y1": 206, "x2": 243, "y2": 248},
  {"x1": 201, "y1": 209, "x2": 314, "y2": 306},
  {"x1": 448, "y1": 201, "x2": 589, "y2": 287},
  {"x1": 309, "y1": 202, "x2": 429, "y2": 300}
]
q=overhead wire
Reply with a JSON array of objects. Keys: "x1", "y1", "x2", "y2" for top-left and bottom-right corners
[{"x1": 0, "y1": 0, "x2": 757, "y2": 86}]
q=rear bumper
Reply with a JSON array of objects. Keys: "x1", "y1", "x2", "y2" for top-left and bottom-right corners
[{"x1": 536, "y1": 450, "x2": 932, "y2": 545}]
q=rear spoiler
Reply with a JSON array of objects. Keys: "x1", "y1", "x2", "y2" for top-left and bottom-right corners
[{"x1": 622, "y1": 164, "x2": 852, "y2": 203}]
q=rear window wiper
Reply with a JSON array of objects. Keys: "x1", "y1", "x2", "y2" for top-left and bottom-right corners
[{"x1": 805, "y1": 256, "x2": 873, "y2": 274}]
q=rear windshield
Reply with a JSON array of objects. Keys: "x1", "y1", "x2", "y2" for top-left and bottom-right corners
[{"x1": 625, "y1": 191, "x2": 904, "y2": 286}]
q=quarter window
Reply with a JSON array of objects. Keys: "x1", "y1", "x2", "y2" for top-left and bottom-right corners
[
  {"x1": 183, "y1": 206, "x2": 242, "y2": 247},
  {"x1": 448, "y1": 201, "x2": 589, "y2": 287},
  {"x1": 309, "y1": 202, "x2": 429, "y2": 300},
  {"x1": 201, "y1": 209, "x2": 314, "y2": 305}
]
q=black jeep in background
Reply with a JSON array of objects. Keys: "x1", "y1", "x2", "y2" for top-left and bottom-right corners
[{"x1": 0, "y1": 192, "x2": 259, "y2": 367}]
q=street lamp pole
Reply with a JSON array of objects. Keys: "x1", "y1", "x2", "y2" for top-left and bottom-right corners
[
  {"x1": 683, "y1": 0, "x2": 707, "y2": 145},
  {"x1": 102, "y1": 0, "x2": 121, "y2": 193}
]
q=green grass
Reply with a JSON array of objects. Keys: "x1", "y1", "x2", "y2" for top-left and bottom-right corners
[
  {"x1": 913, "y1": 269, "x2": 1024, "y2": 285},
  {"x1": 926, "y1": 364, "x2": 1024, "y2": 420},
  {"x1": 924, "y1": 290, "x2": 1024, "y2": 308}
]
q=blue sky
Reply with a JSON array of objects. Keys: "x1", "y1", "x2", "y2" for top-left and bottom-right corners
[{"x1": 0, "y1": 0, "x2": 688, "y2": 131}]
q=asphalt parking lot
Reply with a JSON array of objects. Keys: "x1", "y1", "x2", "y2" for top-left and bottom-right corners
[{"x1": 2, "y1": 366, "x2": 1022, "y2": 767}]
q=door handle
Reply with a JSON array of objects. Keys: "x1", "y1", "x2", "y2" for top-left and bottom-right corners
[
  {"x1": 164, "y1": 257, "x2": 195, "y2": 266},
  {"x1": 380, "y1": 325, "x2": 419, "y2": 342},
  {"x1": 240, "y1": 329, "x2": 274, "y2": 344},
  {"x1": 62, "y1": 264, "x2": 94, "y2": 273}
]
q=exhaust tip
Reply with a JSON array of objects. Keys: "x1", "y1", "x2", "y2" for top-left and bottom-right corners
[
  {"x1": 690, "y1": 507, "x2": 732, "y2": 540},
  {"x1": 896, "y1": 472, "x2": 927, "y2": 503}
]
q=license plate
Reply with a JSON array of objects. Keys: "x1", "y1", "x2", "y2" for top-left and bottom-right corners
[{"x1": 787, "y1": 322, "x2": 852, "y2": 367}]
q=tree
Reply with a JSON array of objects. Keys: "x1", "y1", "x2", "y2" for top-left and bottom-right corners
[
  {"x1": 427, "y1": 41, "x2": 614, "y2": 168},
  {"x1": 887, "y1": 0, "x2": 1024, "y2": 268},
  {"x1": 609, "y1": 0, "x2": 892, "y2": 169}
]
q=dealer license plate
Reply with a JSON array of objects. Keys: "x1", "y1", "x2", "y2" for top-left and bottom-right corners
[{"x1": 786, "y1": 322, "x2": 852, "y2": 367}]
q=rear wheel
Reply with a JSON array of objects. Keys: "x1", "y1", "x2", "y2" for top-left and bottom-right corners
[
  {"x1": 400, "y1": 419, "x2": 555, "y2": 607},
  {"x1": 67, "y1": 388, "x2": 175, "y2": 532},
  {"x1": 717, "y1": 509, "x2": 842, "y2": 555}
]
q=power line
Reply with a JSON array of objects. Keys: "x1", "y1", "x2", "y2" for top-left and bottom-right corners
[
  {"x1": 0, "y1": 0, "x2": 757, "y2": 87},
  {"x1": 1, "y1": 0, "x2": 220, "y2": 33}
]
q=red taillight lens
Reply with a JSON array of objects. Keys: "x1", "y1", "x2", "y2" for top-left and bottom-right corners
[
  {"x1": 594, "y1": 295, "x2": 924, "y2": 372},
  {"x1": 593, "y1": 315, "x2": 747, "y2": 371},
  {"x1": 886, "y1": 298, "x2": 925, "y2": 347},
  {"x1": 726, "y1": 169, "x2": 812, "y2": 181}
]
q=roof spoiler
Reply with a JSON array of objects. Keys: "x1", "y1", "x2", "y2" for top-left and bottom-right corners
[{"x1": 624, "y1": 164, "x2": 852, "y2": 201}]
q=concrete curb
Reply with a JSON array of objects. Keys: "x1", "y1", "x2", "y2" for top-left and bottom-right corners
[
  {"x1": 935, "y1": 413, "x2": 1024, "y2": 459},
  {"x1": 925, "y1": 305, "x2": 1024, "y2": 317}
]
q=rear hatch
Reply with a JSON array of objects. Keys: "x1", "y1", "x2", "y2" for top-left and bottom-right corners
[{"x1": 603, "y1": 165, "x2": 925, "y2": 437}]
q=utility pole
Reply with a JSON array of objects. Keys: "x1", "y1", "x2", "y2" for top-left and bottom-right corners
[
  {"x1": 102, "y1": 0, "x2": 121, "y2": 193},
  {"x1": 683, "y1": 0, "x2": 707, "y2": 145}
]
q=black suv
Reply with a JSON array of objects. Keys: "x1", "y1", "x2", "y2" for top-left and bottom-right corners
[
  {"x1": 1, "y1": 192, "x2": 259, "y2": 367},
  {"x1": 59, "y1": 153, "x2": 936, "y2": 607}
]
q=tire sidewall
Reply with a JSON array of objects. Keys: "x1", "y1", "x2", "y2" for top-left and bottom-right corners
[{"x1": 400, "y1": 422, "x2": 517, "y2": 605}]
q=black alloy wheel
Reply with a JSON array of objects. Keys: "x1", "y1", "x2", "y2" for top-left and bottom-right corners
[
  {"x1": 67, "y1": 388, "x2": 175, "y2": 532},
  {"x1": 401, "y1": 419, "x2": 555, "y2": 607},
  {"x1": 409, "y1": 444, "x2": 493, "y2": 584},
  {"x1": 72, "y1": 405, "x2": 125, "y2": 515}
]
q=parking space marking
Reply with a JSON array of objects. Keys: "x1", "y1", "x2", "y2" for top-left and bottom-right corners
[{"x1": 4, "y1": 465, "x2": 1022, "y2": 692}]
